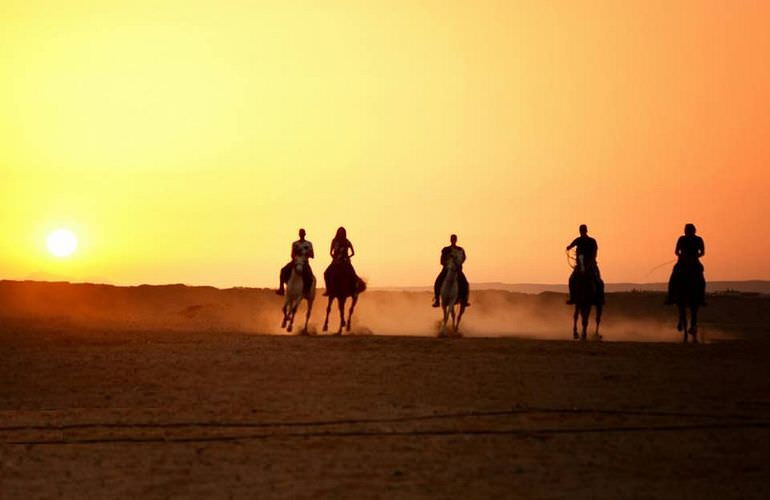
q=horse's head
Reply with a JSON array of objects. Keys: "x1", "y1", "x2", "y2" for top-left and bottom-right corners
[
  {"x1": 292, "y1": 260, "x2": 305, "y2": 274},
  {"x1": 445, "y1": 259, "x2": 458, "y2": 273}
]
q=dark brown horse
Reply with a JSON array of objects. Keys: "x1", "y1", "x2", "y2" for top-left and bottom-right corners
[
  {"x1": 669, "y1": 263, "x2": 703, "y2": 343},
  {"x1": 571, "y1": 267, "x2": 604, "y2": 340},
  {"x1": 323, "y1": 262, "x2": 366, "y2": 335}
]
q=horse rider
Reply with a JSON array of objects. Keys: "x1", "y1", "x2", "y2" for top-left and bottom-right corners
[
  {"x1": 566, "y1": 224, "x2": 604, "y2": 305},
  {"x1": 665, "y1": 223, "x2": 706, "y2": 306},
  {"x1": 432, "y1": 234, "x2": 470, "y2": 308},
  {"x1": 276, "y1": 228, "x2": 315, "y2": 296},
  {"x1": 324, "y1": 226, "x2": 359, "y2": 295}
]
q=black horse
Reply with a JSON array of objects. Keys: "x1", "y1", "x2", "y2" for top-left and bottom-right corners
[
  {"x1": 323, "y1": 262, "x2": 366, "y2": 335},
  {"x1": 571, "y1": 267, "x2": 604, "y2": 340},
  {"x1": 668, "y1": 263, "x2": 703, "y2": 343}
]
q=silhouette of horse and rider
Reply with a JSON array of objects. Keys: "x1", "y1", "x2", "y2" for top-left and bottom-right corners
[
  {"x1": 665, "y1": 223, "x2": 706, "y2": 342},
  {"x1": 274, "y1": 223, "x2": 706, "y2": 341},
  {"x1": 322, "y1": 227, "x2": 366, "y2": 334},
  {"x1": 433, "y1": 234, "x2": 470, "y2": 336},
  {"x1": 566, "y1": 224, "x2": 605, "y2": 340}
]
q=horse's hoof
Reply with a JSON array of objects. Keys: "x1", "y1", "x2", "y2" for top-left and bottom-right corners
[
  {"x1": 676, "y1": 322, "x2": 683, "y2": 332},
  {"x1": 573, "y1": 332, "x2": 579, "y2": 340},
  {"x1": 322, "y1": 325, "x2": 328, "y2": 332}
]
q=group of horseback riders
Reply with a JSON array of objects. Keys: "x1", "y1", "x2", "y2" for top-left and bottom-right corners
[
  {"x1": 276, "y1": 223, "x2": 707, "y2": 308},
  {"x1": 565, "y1": 223, "x2": 706, "y2": 307},
  {"x1": 276, "y1": 228, "x2": 471, "y2": 307}
]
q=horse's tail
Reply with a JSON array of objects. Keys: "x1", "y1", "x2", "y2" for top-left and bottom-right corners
[{"x1": 356, "y1": 277, "x2": 367, "y2": 294}]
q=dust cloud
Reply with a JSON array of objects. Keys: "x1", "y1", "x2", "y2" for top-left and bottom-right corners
[{"x1": 0, "y1": 281, "x2": 740, "y2": 342}]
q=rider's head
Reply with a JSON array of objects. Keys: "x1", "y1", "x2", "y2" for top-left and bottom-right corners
[
  {"x1": 450, "y1": 234, "x2": 458, "y2": 245},
  {"x1": 298, "y1": 228, "x2": 306, "y2": 239},
  {"x1": 579, "y1": 224, "x2": 588, "y2": 236},
  {"x1": 684, "y1": 223, "x2": 696, "y2": 236},
  {"x1": 335, "y1": 226, "x2": 347, "y2": 241}
]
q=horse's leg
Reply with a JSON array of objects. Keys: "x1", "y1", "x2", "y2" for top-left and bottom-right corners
[
  {"x1": 287, "y1": 300, "x2": 298, "y2": 333},
  {"x1": 690, "y1": 305, "x2": 699, "y2": 343},
  {"x1": 323, "y1": 297, "x2": 332, "y2": 332},
  {"x1": 573, "y1": 305, "x2": 579, "y2": 340},
  {"x1": 303, "y1": 298, "x2": 313, "y2": 334},
  {"x1": 337, "y1": 297, "x2": 346, "y2": 335},
  {"x1": 581, "y1": 305, "x2": 589, "y2": 340},
  {"x1": 346, "y1": 295, "x2": 358, "y2": 333},
  {"x1": 594, "y1": 304, "x2": 603, "y2": 339},
  {"x1": 440, "y1": 303, "x2": 449, "y2": 337},
  {"x1": 455, "y1": 304, "x2": 465, "y2": 335},
  {"x1": 281, "y1": 302, "x2": 288, "y2": 328},
  {"x1": 678, "y1": 303, "x2": 687, "y2": 343}
]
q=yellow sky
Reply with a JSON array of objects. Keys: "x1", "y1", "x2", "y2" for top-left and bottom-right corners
[{"x1": 2, "y1": 1, "x2": 769, "y2": 287}]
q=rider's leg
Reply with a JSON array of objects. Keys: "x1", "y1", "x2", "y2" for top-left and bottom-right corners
[
  {"x1": 346, "y1": 261, "x2": 358, "y2": 289},
  {"x1": 567, "y1": 271, "x2": 577, "y2": 304},
  {"x1": 277, "y1": 263, "x2": 291, "y2": 295},
  {"x1": 433, "y1": 269, "x2": 447, "y2": 307},
  {"x1": 594, "y1": 266, "x2": 605, "y2": 305},
  {"x1": 698, "y1": 269, "x2": 707, "y2": 306},
  {"x1": 665, "y1": 264, "x2": 678, "y2": 305},
  {"x1": 323, "y1": 264, "x2": 332, "y2": 296},
  {"x1": 458, "y1": 271, "x2": 471, "y2": 307}
]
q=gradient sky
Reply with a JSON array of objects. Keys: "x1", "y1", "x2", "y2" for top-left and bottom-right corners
[{"x1": 2, "y1": 1, "x2": 769, "y2": 287}]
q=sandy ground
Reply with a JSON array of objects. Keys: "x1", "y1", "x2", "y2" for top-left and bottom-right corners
[{"x1": 1, "y1": 325, "x2": 769, "y2": 499}]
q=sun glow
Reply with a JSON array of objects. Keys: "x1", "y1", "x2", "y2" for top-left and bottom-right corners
[{"x1": 46, "y1": 229, "x2": 78, "y2": 258}]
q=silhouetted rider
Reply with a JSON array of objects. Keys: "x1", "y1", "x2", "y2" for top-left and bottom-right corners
[
  {"x1": 276, "y1": 228, "x2": 315, "y2": 296},
  {"x1": 432, "y1": 234, "x2": 470, "y2": 308},
  {"x1": 566, "y1": 224, "x2": 603, "y2": 304},
  {"x1": 665, "y1": 223, "x2": 706, "y2": 305},
  {"x1": 324, "y1": 226, "x2": 359, "y2": 295}
]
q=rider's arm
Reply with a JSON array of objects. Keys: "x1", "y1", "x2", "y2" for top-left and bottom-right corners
[
  {"x1": 291, "y1": 242, "x2": 297, "y2": 259},
  {"x1": 348, "y1": 241, "x2": 355, "y2": 258},
  {"x1": 329, "y1": 242, "x2": 335, "y2": 258},
  {"x1": 566, "y1": 238, "x2": 578, "y2": 251},
  {"x1": 308, "y1": 243, "x2": 315, "y2": 259},
  {"x1": 699, "y1": 238, "x2": 705, "y2": 257},
  {"x1": 440, "y1": 248, "x2": 447, "y2": 266},
  {"x1": 459, "y1": 248, "x2": 466, "y2": 264},
  {"x1": 675, "y1": 236, "x2": 683, "y2": 256}
]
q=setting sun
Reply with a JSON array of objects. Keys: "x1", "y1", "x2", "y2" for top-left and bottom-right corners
[{"x1": 46, "y1": 229, "x2": 78, "y2": 258}]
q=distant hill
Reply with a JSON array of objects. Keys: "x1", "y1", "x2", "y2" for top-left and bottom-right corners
[{"x1": 376, "y1": 281, "x2": 770, "y2": 295}]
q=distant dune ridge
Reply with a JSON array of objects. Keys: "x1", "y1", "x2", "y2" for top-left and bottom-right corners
[
  {"x1": 1, "y1": 280, "x2": 768, "y2": 341},
  {"x1": 378, "y1": 280, "x2": 770, "y2": 294}
]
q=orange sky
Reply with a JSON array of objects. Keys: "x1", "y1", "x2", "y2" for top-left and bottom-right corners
[{"x1": 2, "y1": 1, "x2": 769, "y2": 287}]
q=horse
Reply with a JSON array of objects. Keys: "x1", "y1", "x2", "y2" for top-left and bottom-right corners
[
  {"x1": 322, "y1": 260, "x2": 366, "y2": 335},
  {"x1": 439, "y1": 260, "x2": 466, "y2": 337},
  {"x1": 669, "y1": 263, "x2": 703, "y2": 343},
  {"x1": 280, "y1": 260, "x2": 315, "y2": 334},
  {"x1": 570, "y1": 256, "x2": 603, "y2": 341}
]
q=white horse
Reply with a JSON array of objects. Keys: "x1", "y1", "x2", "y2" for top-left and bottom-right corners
[
  {"x1": 439, "y1": 259, "x2": 466, "y2": 337},
  {"x1": 281, "y1": 260, "x2": 315, "y2": 334}
]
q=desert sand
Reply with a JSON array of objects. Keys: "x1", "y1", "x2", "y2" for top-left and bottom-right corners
[{"x1": 1, "y1": 282, "x2": 769, "y2": 498}]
